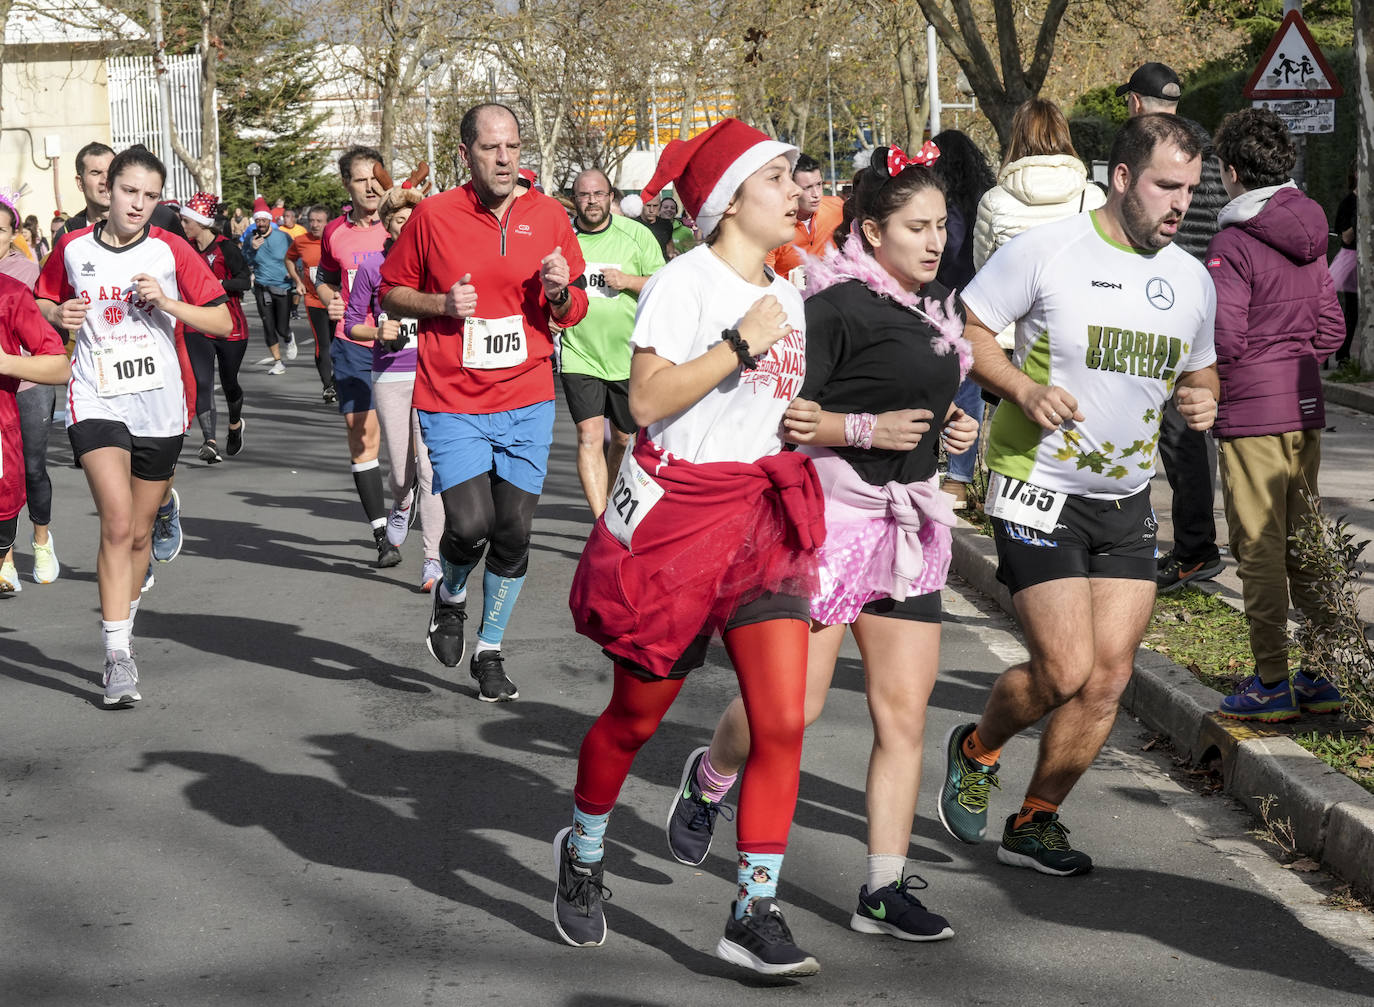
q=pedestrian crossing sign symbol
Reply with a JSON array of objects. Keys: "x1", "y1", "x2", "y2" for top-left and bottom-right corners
[{"x1": 1243, "y1": 10, "x2": 1343, "y2": 99}]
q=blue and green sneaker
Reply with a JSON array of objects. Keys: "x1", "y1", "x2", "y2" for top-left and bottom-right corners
[{"x1": 938, "y1": 723, "x2": 1000, "y2": 844}]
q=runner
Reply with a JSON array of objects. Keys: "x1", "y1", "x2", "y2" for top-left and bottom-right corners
[
  {"x1": 343, "y1": 166, "x2": 444, "y2": 589},
  {"x1": 243, "y1": 197, "x2": 295, "y2": 374},
  {"x1": 0, "y1": 189, "x2": 63, "y2": 590},
  {"x1": 552, "y1": 118, "x2": 825, "y2": 976},
  {"x1": 285, "y1": 205, "x2": 336, "y2": 402},
  {"x1": 938, "y1": 114, "x2": 1218, "y2": 874},
  {"x1": 315, "y1": 146, "x2": 393, "y2": 567},
  {"x1": 35, "y1": 144, "x2": 230, "y2": 705},
  {"x1": 179, "y1": 192, "x2": 250, "y2": 463},
  {"x1": 665, "y1": 140, "x2": 979, "y2": 942},
  {"x1": 563, "y1": 168, "x2": 665, "y2": 516},
  {"x1": 378, "y1": 104, "x2": 588, "y2": 701},
  {"x1": 766, "y1": 153, "x2": 844, "y2": 287}
]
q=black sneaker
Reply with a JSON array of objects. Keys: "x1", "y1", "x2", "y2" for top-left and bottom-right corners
[
  {"x1": 226, "y1": 421, "x2": 245, "y2": 458},
  {"x1": 374, "y1": 529, "x2": 402, "y2": 568},
  {"x1": 997, "y1": 811, "x2": 1093, "y2": 876},
  {"x1": 552, "y1": 826, "x2": 609, "y2": 947},
  {"x1": 849, "y1": 874, "x2": 953, "y2": 942},
  {"x1": 198, "y1": 439, "x2": 222, "y2": 464},
  {"x1": 1156, "y1": 551, "x2": 1223, "y2": 594},
  {"x1": 665, "y1": 746, "x2": 733, "y2": 866},
  {"x1": 425, "y1": 584, "x2": 467, "y2": 667},
  {"x1": 716, "y1": 899, "x2": 820, "y2": 977},
  {"x1": 470, "y1": 649, "x2": 518, "y2": 702}
]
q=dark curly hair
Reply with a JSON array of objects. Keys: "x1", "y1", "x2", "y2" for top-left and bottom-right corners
[
  {"x1": 930, "y1": 130, "x2": 995, "y2": 221},
  {"x1": 836, "y1": 149, "x2": 946, "y2": 254},
  {"x1": 1213, "y1": 108, "x2": 1296, "y2": 190}
]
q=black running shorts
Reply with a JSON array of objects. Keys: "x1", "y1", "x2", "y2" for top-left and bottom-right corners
[
  {"x1": 560, "y1": 371, "x2": 636, "y2": 435},
  {"x1": 68, "y1": 419, "x2": 183, "y2": 482}
]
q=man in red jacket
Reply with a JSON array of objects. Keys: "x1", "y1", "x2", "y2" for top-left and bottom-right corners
[
  {"x1": 1206, "y1": 108, "x2": 1347, "y2": 722},
  {"x1": 380, "y1": 102, "x2": 588, "y2": 702}
]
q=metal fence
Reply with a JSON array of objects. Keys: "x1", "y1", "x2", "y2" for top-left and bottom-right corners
[{"x1": 106, "y1": 51, "x2": 219, "y2": 202}]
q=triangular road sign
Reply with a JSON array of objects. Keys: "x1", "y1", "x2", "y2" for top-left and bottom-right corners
[{"x1": 1243, "y1": 10, "x2": 1343, "y2": 98}]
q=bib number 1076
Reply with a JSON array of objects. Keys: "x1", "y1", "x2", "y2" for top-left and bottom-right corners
[{"x1": 113, "y1": 356, "x2": 156, "y2": 382}]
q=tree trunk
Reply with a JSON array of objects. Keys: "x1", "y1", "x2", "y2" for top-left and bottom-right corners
[
  {"x1": 894, "y1": 20, "x2": 924, "y2": 148},
  {"x1": 1356, "y1": 0, "x2": 1374, "y2": 372},
  {"x1": 377, "y1": 45, "x2": 404, "y2": 167}
]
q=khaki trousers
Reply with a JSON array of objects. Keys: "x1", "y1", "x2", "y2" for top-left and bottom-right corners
[{"x1": 1216, "y1": 430, "x2": 1323, "y2": 683}]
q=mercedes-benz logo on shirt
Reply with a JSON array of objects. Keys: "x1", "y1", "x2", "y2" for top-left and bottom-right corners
[{"x1": 1146, "y1": 277, "x2": 1175, "y2": 310}]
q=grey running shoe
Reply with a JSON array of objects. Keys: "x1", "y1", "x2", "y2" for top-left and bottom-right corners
[
  {"x1": 552, "y1": 826, "x2": 609, "y2": 947},
  {"x1": 938, "y1": 723, "x2": 1000, "y2": 844},
  {"x1": 151, "y1": 488, "x2": 182, "y2": 563},
  {"x1": 198, "y1": 440, "x2": 222, "y2": 464},
  {"x1": 716, "y1": 899, "x2": 819, "y2": 977},
  {"x1": 103, "y1": 651, "x2": 141, "y2": 707},
  {"x1": 666, "y1": 746, "x2": 733, "y2": 866}
]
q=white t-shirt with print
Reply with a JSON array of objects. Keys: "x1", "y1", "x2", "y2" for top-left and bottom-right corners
[
  {"x1": 631, "y1": 245, "x2": 806, "y2": 464},
  {"x1": 961, "y1": 211, "x2": 1216, "y2": 500}
]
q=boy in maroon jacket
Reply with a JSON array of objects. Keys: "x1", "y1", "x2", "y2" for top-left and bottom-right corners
[{"x1": 1205, "y1": 108, "x2": 1346, "y2": 721}]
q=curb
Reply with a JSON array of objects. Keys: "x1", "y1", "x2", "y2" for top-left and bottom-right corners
[
  {"x1": 950, "y1": 521, "x2": 1374, "y2": 900},
  {"x1": 1321, "y1": 376, "x2": 1374, "y2": 415}
]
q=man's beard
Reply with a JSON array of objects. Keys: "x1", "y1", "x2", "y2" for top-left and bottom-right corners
[{"x1": 1121, "y1": 185, "x2": 1178, "y2": 251}]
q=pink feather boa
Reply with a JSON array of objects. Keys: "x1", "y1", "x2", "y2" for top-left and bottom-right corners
[{"x1": 802, "y1": 227, "x2": 973, "y2": 379}]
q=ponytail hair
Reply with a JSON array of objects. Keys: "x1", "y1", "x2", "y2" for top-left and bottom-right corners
[{"x1": 836, "y1": 144, "x2": 946, "y2": 255}]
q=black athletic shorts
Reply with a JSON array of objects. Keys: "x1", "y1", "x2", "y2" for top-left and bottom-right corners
[
  {"x1": 617, "y1": 591, "x2": 811, "y2": 681},
  {"x1": 560, "y1": 371, "x2": 636, "y2": 435},
  {"x1": 992, "y1": 485, "x2": 1157, "y2": 595},
  {"x1": 68, "y1": 419, "x2": 183, "y2": 482},
  {"x1": 0, "y1": 515, "x2": 16, "y2": 553},
  {"x1": 861, "y1": 590, "x2": 942, "y2": 623}
]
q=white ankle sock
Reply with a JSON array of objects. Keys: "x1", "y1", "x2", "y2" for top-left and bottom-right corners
[{"x1": 866, "y1": 854, "x2": 906, "y2": 893}]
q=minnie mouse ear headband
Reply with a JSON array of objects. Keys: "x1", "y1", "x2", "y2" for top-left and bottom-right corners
[{"x1": 870, "y1": 141, "x2": 940, "y2": 183}]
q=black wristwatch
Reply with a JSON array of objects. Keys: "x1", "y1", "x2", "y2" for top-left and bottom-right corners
[
  {"x1": 722, "y1": 327, "x2": 758, "y2": 370},
  {"x1": 548, "y1": 286, "x2": 570, "y2": 307}
]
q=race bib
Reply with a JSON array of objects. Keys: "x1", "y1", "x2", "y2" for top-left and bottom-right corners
[
  {"x1": 91, "y1": 336, "x2": 164, "y2": 398},
  {"x1": 984, "y1": 472, "x2": 1067, "y2": 534},
  {"x1": 462, "y1": 314, "x2": 527, "y2": 369},
  {"x1": 584, "y1": 262, "x2": 619, "y2": 299},
  {"x1": 308, "y1": 265, "x2": 319, "y2": 284},
  {"x1": 346, "y1": 268, "x2": 358, "y2": 293},
  {"x1": 397, "y1": 317, "x2": 419, "y2": 346},
  {"x1": 603, "y1": 452, "x2": 665, "y2": 550}
]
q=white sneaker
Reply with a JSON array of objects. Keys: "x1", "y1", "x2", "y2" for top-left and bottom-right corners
[
  {"x1": 256, "y1": 355, "x2": 276, "y2": 366},
  {"x1": 31, "y1": 534, "x2": 60, "y2": 584},
  {"x1": 0, "y1": 556, "x2": 20, "y2": 593},
  {"x1": 103, "y1": 650, "x2": 141, "y2": 706},
  {"x1": 285, "y1": 337, "x2": 299, "y2": 361},
  {"x1": 268, "y1": 360, "x2": 286, "y2": 375}
]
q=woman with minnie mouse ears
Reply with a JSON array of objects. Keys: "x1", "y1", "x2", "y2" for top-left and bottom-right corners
[
  {"x1": 664, "y1": 141, "x2": 980, "y2": 943},
  {"x1": 554, "y1": 118, "x2": 827, "y2": 977}
]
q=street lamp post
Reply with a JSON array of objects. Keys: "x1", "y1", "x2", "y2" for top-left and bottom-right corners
[{"x1": 245, "y1": 161, "x2": 261, "y2": 202}]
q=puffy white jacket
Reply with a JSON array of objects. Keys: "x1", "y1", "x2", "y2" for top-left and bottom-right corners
[{"x1": 972, "y1": 154, "x2": 1106, "y2": 269}]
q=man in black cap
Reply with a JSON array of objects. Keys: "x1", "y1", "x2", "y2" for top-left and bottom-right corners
[{"x1": 1119, "y1": 62, "x2": 1228, "y2": 593}]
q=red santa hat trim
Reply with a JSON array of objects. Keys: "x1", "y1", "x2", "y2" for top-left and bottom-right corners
[{"x1": 640, "y1": 119, "x2": 796, "y2": 240}]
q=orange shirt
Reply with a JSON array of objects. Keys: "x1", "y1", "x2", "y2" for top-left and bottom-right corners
[
  {"x1": 287, "y1": 231, "x2": 324, "y2": 309},
  {"x1": 766, "y1": 195, "x2": 844, "y2": 283}
]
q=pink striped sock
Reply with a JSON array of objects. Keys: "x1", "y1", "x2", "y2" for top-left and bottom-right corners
[{"x1": 695, "y1": 749, "x2": 738, "y2": 803}]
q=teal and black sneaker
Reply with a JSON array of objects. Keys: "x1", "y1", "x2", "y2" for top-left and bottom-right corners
[
  {"x1": 938, "y1": 723, "x2": 1000, "y2": 844},
  {"x1": 997, "y1": 811, "x2": 1093, "y2": 876}
]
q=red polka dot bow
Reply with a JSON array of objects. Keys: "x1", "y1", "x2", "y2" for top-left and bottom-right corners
[{"x1": 886, "y1": 140, "x2": 941, "y2": 176}]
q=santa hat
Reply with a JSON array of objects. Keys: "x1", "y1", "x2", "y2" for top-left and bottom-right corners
[
  {"x1": 251, "y1": 196, "x2": 271, "y2": 220},
  {"x1": 640, "y1": 119, "x2": 796, "y2": 240},
  {"x1": 181, "y1": 191, "x2": 219, "y2": 226},
  {"x1": 517, "y1": 168, "x2": 542, "y2": 193}
]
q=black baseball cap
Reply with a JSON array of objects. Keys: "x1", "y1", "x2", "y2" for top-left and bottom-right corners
[{"x1": 1116, "y1": 62, "x2": 1183, "y2": 101}]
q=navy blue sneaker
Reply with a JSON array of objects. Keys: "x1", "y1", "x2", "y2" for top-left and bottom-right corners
[
  {"x1": 1292, "y1": 671, "x2": 1343, "y2": 714},
  {"x1": 1218, "y1": 675, "x2": 1300, "y2": 723},
  {"x1": 850, "y1": 874, "x2": 953, "y2": 941}
]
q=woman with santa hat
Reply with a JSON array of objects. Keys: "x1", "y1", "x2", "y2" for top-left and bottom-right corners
[{"x1": 553, "y1": 118, "x2": 826, "y2": 976}]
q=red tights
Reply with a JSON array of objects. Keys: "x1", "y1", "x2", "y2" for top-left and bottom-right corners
[{"x1": 573, "y1": 618, "x2": 808, "y2": 855}]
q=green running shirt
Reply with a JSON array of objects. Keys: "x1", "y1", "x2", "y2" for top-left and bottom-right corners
[{"x1": 562, "y1": 215, "x2": 666, "y2": 381}]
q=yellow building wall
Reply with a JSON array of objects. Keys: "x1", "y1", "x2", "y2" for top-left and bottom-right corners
[{"x1": 1, "y1": 50, "x2": 112, "y2": 232}]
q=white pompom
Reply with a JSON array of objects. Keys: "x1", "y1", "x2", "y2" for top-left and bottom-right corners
[{"x1": 620, "y1": 193, "x2": 643, "y2": 218}]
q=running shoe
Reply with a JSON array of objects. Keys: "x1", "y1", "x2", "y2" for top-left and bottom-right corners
[
  {"x1": 470, "y1": 649, "x2": 518, "y2": 702},
  {"x1": 322, "y1": 384, "x2": 338, "y2": 404},
  {"x1": 552, "y1": 826, "x2": 610, "y2": 947},
  {"x1": 255, "y1": 355, "x2": 276, "y2": 366},
  {"x1": 666, "y1": 746, "x2": 733, "y2": 866},
  {"x1": 151, "y1": 488, "x2": 182, "y2": 563},
  {"x1": 938, "y1": 723, "x2": 1000, "y2": 844},
  {"x1": 998, "y1": 811, "x2": 1093, "y2": 876},
  {"x1": 141, "y1": 562, "x2": 155, "y2": 593},
  {"x1": 31, "y1": 534, "x2": 59, "y2": 584},
  {"x1": 386, "y1": 502, "x2": 412, "y2": 548},
  {"x1": 285, "y1": 336, "x2": 299, "y2": 361},
  {"x1": 268, "y1": 360, "x2": 286, "y2": 375},
  {"x1": 425, "y1": 584, "x2": 467, "y2": 667},
  {"x1": 0, "y1": 556, "x2": 21, "y2": 594},
  {"x1": 103, "y1": 650, "x2": 141, "y2": 707},
  {"x1": 226, "y1": 421, "x2": 245, "y2": 458},
  {"x1": 198, "y1": 439, "x2": 223, "y2": 464},
  {"x1": 1156, "y1": 551, "x2": 1224, "y2": 594},
  {"x1": 716, "y1": 899, "x2": 820, "y2": 977},
  {"x1": 1292, "y1": 670, "x2": 1344, "y2": 715},
  {"x1": 373, "y1": 530, "x2": 401, "y2": 568},
  {"x1": 1218, "y1": 674, "x2": 1300, "y2": 722},
  {"x1": 420, "y1": 558, "x2": 442, "y2": 593},
  {"x1": 849, "y1": 874, "x2": 954, "y2": 942}
]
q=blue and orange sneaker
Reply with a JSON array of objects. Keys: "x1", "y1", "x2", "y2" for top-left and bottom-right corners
[
  {"x1": 1292, "y1": 671, "x2": 1344, "y2": 715},
  {"x1": 1218, "y1": 675, "x2": 1300, "y2": 722}
]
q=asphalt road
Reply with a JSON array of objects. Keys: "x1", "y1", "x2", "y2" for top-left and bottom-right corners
[{"x1": 3, "y1": 333, "x2": 1372, "y2": 1005}]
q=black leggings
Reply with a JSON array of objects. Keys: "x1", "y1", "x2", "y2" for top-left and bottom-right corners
[
  {"x1": 438, "y1": 473, "x2": 539, "y2": 578},
  {"x1": 185, "y1": 332, "x2": 247, "y2": 443},
  {"x1": 16, "y1": 383, "x2": 55, "y2": 526},
  {"x1": 308, "y1": 305, "x2": 335, "y2": 388},
  {"x1": 253, "y1": 286, "x2": 292, "y2": 349},
  {"x1": 0, "y1": 515, "x2": 16, "y2": 552}
]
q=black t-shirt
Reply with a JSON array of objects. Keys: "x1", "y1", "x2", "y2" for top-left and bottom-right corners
[
  {"x1": 1335, "y1": 193, "x2": 1356, "y2": 249},
  {"x1": 799, "y1": 278, "x2": 962, "y2": 486},
  {"x1": 641, "y1": 217, "x2": 675, "y2": 254}
]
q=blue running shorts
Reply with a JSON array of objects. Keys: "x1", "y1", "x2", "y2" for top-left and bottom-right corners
[{"x1": 418, "y1": 400, "x2": 555, "y2": 496}]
